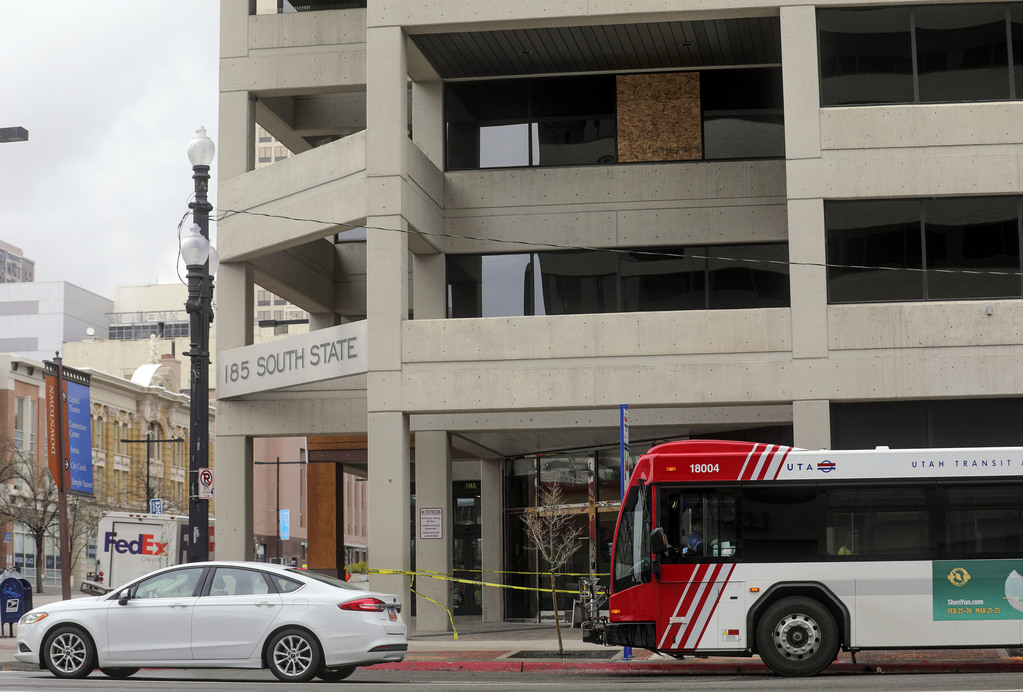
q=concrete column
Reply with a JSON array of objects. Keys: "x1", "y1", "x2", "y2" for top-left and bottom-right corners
[
  {"x1": 217, "y1": 90, "x2": 255, "y2": 181},
  {"x1": 781, "y1": 6, "x2": 829, "y2": 361},
  {"x1": 213, "y1": 434, "x2": 253, "y2": 560},
  {"x1": 412, "y1": 253, "x2": 446, "y2": 320},
  {"x1": 213, "y1": 260, "x2": 255, "y2": 562},
  {"x1": 215, "y1": 261, "x2": 253, "y2": 350},
  {"x1": 788, "y1": 198, "x2": 829, "y2": 359},
  {"x1": 414, "y1": 430, "x2": 453, "y2": 632},
  {"x1": 411, "y1": 79, "x2": 444, "y2": 170},
  {"x1": 364, "y1": 25, "x2": 412, "y2": 602},
  {"x1": 480, "y1": 457, "x2": 504, "y2": 622},
  {"x1": 780, "y1": 5, "x2": 822, "y2": 163},
  {"x1": 307, "y1": 311, "x2": 338, "y2": 331},
  {"x1": 367, "y1": 411, "x2": 411, "y2": 600},
  {"x1": 793, "y1": 400, "x2": 832, "y2": 450}
]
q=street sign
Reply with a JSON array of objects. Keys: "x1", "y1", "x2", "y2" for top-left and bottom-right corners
[
  {"x1": 2, "y1": 532, "x2": 10, "y2": 544},
  {"x1": 150, "y1": 498, "x2": 163, "y2": 514},
  {"x1": 280, "y1": 509, "x2": 290, "y2": 540},
  {"x1": 198, "y1": 468, "x2": 214, "y2": 499}
]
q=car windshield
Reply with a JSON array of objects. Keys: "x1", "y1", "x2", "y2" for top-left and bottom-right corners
[{"x1": 286, "y1": 568, "x2": 360, "y2": 590}]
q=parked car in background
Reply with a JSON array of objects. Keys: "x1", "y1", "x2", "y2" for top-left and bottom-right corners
[{"x1": 16, "y1": 561, "x2": 406, "y2": 682}]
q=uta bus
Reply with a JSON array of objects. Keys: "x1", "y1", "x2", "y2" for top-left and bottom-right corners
[{"x1": 581, "y1": 439, "x2": 1023, "y2": 676}]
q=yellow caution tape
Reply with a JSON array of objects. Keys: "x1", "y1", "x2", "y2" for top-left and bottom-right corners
[{"x1": 369, "y1": 567, "x2": 590, "y2": 595}]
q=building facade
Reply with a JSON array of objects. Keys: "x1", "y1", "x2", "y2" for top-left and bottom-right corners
[
  {"x1": 0, "y1": 241, "x2": 34, "y2": 284},
  {"x1": 0, "y1": 353, "x2": 208, "y2": 589},
  {"x1": 0, "y1": 281, "x2": 111, "y2": 362},
  {"x1": 215, "y1": 1, "x2": 1023, "y2": 627}
]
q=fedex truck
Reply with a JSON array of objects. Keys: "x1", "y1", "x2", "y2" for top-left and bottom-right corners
[{"x1": 95, "y1": 512, "x2": 215, "y2": 589}]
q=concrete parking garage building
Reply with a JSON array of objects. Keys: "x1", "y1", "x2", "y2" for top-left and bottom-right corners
[{"x1": 214, "y1": 1, "x2": 1023, "y2": 629}]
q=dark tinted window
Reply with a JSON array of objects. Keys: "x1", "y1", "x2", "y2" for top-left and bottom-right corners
[
  {"x1": 826, "y1": 199, "x2": 924, "y2": 302},
  {"x1": 915, "y1": 4, "x2": 1010, "y2": 102},
  {"x1": 532, "y1": 76, "x2": 616, "y2": 166},
  {"x1": 538, "y1": 251, "x2": 618, "y2": 315},
  {"x1": 701, "y1": 68, "x2": 785, "y2": 158},
  {"x1": 819, "y1": 4, "x2": 1019, "y2": 106},
  {"x1": 946, "y1": 486, "x2": 1023, "y2": 556},
  {"x1": 827, "y1": 197, "x2": 1023, "y2": 303},
  {"x1": 923, "y1": 197, "x2": 1021, "y2": 299},
  {"x1": 826, "y1": 488, "x2": 929, "y2": 557},
  {"x1": 446, "y1": 80, "x2": 529, "y2": 169},
  {"x1": 819, "y1": 7, "x2": 914, "y2": 105},
  {"x1": 448, "y1": 244, "x2": 790, "y2": 318},
  {"x1": 740, "y1": 485, "x2": 819, "y2": 562},
  {"x1": 832, "y1": 398, "x2": 1023, "y2": 449}
]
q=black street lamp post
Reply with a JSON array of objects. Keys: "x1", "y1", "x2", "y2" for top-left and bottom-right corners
[{"x1": 183, "y1": 127, "x2": 217, "y2": 563}]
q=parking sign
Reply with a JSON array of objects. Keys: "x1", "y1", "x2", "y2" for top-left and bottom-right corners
[{"x1": 150, "y1": 498, "x2": 163, "y2": 514}]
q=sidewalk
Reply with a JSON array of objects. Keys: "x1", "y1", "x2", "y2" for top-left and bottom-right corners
[{"x1": 4, "y1": 601, "x2": 1023, "y2": 676}]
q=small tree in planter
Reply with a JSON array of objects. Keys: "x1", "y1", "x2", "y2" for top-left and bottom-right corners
[{"x1": 521, "y1": 483, "x2": 583, "y2": 655}]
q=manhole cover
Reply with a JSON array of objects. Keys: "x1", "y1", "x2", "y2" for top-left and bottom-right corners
[{"x1": 510, "y1": 650, "x2": 619, "y2": 660}]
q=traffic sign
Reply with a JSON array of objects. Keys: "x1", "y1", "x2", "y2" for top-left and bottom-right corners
[
  {"x1": 198, "y1": 468, "x2": 214, "y2": 499},
  {"x1": 150, "y1": 498, "x2": 163, "y2": 514}
]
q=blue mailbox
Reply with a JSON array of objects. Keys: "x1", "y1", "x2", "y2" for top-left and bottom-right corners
[{"x1": 1, "y1": 577, "x2": 30, "y2": 637}]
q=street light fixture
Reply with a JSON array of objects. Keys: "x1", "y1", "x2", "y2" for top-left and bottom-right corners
[{"x1": 182, "y1": 126, "x2": 216, "y2": 563}]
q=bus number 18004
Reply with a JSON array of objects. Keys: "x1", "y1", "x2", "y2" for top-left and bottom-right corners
[{"x1": 690, "y1": 464, "x2": 719, "y2": 473}]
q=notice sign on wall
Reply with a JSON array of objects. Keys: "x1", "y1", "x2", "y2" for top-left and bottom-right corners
[{"x1": 419, "y1": 508, "x2": 444, "y2": 540}]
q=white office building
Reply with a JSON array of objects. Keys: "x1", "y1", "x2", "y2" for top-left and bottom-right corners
[{"x1": 214, "y1": 1, "x2": 1023, "y2": 627}]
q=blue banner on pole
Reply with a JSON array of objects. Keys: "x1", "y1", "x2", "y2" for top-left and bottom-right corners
[
  {"x1": 64, "y1": 379, "x2": 94, "y2": 495},
  {"x1": 280, "y1": 509, "x2": 290, "y2": 541}
]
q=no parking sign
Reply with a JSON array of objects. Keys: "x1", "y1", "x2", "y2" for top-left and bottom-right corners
[{"x1": 198, "y1": 467, "x2": 214, "y2": 499}]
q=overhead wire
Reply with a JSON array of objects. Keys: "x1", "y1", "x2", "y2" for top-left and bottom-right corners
[{"x1": 213, "y1": 207, "x2": 1023, "y2": 279}]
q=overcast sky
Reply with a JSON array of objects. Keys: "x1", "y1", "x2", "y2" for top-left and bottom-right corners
[{"x1": 0, "y1": 3, "x2": 220, "y2": 299}]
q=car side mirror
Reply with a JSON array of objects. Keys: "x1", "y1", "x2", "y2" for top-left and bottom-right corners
[
  {"x1": 117, "y1": 592, "x2": 131, "y2": 606},
  {"x1": 651, "y1": 527, "x2": 669, "y2": 555}
]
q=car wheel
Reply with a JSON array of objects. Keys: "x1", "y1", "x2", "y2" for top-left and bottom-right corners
[
  {"x1": 42, "y1": 625, "x2": 95, "y2": 679},
  {"x1": 100, "y1": 667, "x2": 140, "y2": 678},
  {"x1": 755, "y1": 596, "x2": 839, "y2": 677},
  {"x1": 266, "y1": 628, "x2": 321, "y2": 682},
  {"x1": 317, "y1": 665, "x2": 356, "y2": 681}
]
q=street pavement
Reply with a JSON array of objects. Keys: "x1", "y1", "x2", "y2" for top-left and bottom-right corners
[{"x1": 3, "y1": 590, "x2": 1023, "y2": 676}]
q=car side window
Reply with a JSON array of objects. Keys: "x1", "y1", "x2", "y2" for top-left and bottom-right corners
[
  {"x1": 269, "y1": 574, "x2": 304, "y2": 594},
  {"x1": 133, "y1": 567, "x2": 204, "y2": 599},
  {"x1": 208, "y1": 567, "x2": 272, "y2": 596}
]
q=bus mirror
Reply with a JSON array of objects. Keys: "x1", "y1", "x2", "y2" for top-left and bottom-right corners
[{"x1": 651, "y1": 527, "x2": 669, "y2": 555}]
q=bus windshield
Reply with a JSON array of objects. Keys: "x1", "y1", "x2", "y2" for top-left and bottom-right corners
[{"x1": 612, "y1": 484, "x2": 651, "y2": 593}]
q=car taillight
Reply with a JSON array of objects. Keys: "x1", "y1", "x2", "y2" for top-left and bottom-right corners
[{"x1": 339, "y1": 597, "x2": 388, "y2": 612}]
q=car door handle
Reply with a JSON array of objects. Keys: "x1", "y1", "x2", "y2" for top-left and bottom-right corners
[
  {"x1": 170, "y1": 602, "x2": 191, "y2": 608},
  {"x1": 255, "y1": 601, "x2": 275, "y2": 607}
]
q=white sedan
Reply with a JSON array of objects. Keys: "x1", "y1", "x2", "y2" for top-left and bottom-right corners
[{"x1": 16, "y1": 561, "x2": 406, "y2": 682}]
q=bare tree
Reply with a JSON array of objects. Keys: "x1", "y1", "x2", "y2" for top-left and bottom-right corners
[
  {"x1": 521, "y1": 483, "x2": 583, "y2": 655},
  {"x1": 0, "y1": 437, "x2": 98, "y2": 594}
]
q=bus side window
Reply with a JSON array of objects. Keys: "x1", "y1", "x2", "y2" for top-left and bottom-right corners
[
  {"x1": 945, "y1": 486, "x2": 1023, "y2": 556},
  {"x1": 826, "y1": 488, "x2": 928, "y2": 558},
  {"x1": 658, "y1": 489, "x2": 737, "y2": 561}
]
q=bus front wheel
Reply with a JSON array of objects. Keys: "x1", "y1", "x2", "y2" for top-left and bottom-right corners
[{"x1": 755, "y1": 597, "x2": 839, "y2": 677}]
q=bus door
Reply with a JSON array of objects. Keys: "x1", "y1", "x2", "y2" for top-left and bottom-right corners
[{"x1": 655, "y1": 488, "x2": 746, "y2": 652}]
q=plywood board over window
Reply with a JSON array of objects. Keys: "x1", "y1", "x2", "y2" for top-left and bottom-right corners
[{"x1": 617, "y1": 72, "x2": 701, "y2": 163}]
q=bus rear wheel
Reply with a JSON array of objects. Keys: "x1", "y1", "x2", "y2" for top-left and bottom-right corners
[{"x1": 756, "y1": 597, "x2": 839, "y2": 677}]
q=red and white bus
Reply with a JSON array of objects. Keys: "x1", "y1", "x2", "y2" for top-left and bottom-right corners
[{"x1": 581, "y1": 439, "x2": 1023, "y2": 676}]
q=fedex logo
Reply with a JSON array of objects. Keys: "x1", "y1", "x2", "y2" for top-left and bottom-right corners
[{"x1": 103, "y1": 531, "x2": 168, "y2": 556}]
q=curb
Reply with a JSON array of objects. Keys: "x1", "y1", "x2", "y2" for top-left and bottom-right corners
[{"x1": 372, "y1": 657, "x2": 1023, "y2": 675}]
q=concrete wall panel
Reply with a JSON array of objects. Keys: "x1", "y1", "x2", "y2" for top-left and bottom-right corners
[{"x1": 405, "y1": 309, "x2": 790, "y2": 363}]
